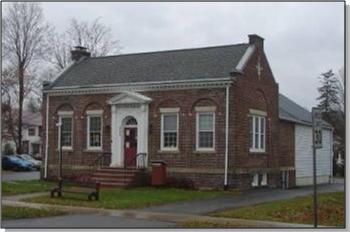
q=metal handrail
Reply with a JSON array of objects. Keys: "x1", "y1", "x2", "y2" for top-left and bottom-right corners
[
  {"x1": 90, "y1": 152, "x2": 111, "y2": 172},
  {"x1": 124, "y1": 152, "x2": 147, "y2": 169},
  {"x1": 124, "y1": 153, "x2": 147, "y2": 185}
]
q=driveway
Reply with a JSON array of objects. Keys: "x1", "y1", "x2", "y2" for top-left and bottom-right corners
[
  {"x1": 142, "y1": 181, "x2": 345, "y2": 215},
  {"x1": 2, "y1": 170, "x2": 40, "y2": 181},
  {"x1": 2, "y1": 213, "x2": 175, "y2": 228}
]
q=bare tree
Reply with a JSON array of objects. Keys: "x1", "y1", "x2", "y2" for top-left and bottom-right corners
[
  {"x1": 2, "y1": 2, "x2": 50, "y2": 153},
  {"x1": 48, "y1": 17, "x2": 121, "y2": 70},
  {"x1": 1, "y1": 67, "x2": 19, "y2": 149}
]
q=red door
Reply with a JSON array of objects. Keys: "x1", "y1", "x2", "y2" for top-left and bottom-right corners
[{"x1": 124, "y1": 128, "x2": 137, "y2": 167}]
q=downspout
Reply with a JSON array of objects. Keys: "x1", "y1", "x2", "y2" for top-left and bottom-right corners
[
  {"x1": 44, "y1": 94, "x2": 49, "y2": 179},
  {"x1": 224, "y1": 85, "x2": 230, "y2": 189}
]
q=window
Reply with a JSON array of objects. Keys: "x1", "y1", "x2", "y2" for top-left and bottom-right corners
[
  {"x1": 161, "y1": 113, "x2": 178, "y2": 150},
  {"x1": 60, "y1": 116, "x2": 73, "y2": 149},
  {"x1": 28, "y1": 128, "x2": 35, "y2": 136},
  {"x1": 87, "y1": 115, "x2": 102, "y2": 149},
  {"x1": 196, "y1": 112, "x2": 215, "y2": 150},
  {"x1": 249, "y1": 114, "x2": 266, "y2": 152}
]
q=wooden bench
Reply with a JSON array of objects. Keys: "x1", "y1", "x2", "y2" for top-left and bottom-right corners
[{"x1": 51, "y1": 178, "x2": 100, "y2": 201}]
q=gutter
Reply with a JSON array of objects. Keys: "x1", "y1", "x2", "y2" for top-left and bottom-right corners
[
  {"x1": 224, "y1": 85, "x2": 230, "y2": 189},
  {"x1": 44, "y1": 77, "x2": 233, "y2": 94},
  {"x1": 44, "y1": 94, "x2": 49, "y2": 179}
]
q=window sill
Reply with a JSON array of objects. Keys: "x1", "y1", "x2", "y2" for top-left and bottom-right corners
[
  {"x1": 158, "y1": 149, "x2": 179, "y2": 154},
  {"x1": 56, "y1": 148, "x2": 73, "y2": 152},
  {"x1": 249, "y1": 149, "x2": 266, "y2": 153},
  {"x1": 84, "y1": 149, "x2": 103, "y2": 153},
  {"x1": 194, "y1": 149, "x2": 216, "y2": 154}
]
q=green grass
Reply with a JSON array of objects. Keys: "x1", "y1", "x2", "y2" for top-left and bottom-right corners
[
  {"x1": 25, "y1": 187, "x2": 230, "y2": 209},
  {"x1": 2, "y1": 180, "x2": 56, "y2": 196},
  {"x1": 178, "y1": 220, "x2": 246, "y2": 228},
  {"x1": 2, "y1": 206, "x2": 67, "y2": 220},
  {"x1": 213, "y1": 192, "x2": 344, "y2": 227}
]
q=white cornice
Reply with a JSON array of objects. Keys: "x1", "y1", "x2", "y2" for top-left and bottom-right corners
[{"x1": 44, "y1": 78, "x2": 233, "y2": 96}]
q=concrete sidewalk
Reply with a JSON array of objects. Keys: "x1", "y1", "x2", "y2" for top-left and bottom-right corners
[
  {"x1": 142, "y1": 182, "x2": 344, "y2": 215},
  {"x1": 2, "y1": 199, "x2": 311, "y2": 228}
]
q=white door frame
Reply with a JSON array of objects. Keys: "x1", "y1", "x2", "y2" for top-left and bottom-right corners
[{"x1": 108, "y1": 92, "x2": 151, "y2": 168}]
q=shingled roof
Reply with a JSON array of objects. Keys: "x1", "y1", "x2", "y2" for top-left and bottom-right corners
[
  {"x1": 50, "y1": 43, "x2": 250, "y2": 88},
  {"x1": 279, "y1": 94, "x2": 331, "y2": 128}
]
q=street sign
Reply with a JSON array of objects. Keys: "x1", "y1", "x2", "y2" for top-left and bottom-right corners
[
  {"x1": 314, "y1": 127, "x2": 323, "y2": 149},
  {"x1": 312, "y1": 108, "x2": 323, "y2": 149}
]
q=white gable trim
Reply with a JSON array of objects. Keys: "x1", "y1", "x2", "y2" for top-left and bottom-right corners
[
  {"x1": 107, "y1": 91, "x2": 152, "y2": 105},
  {"x1": 235, "y1": 45, "x2": 256, "y2": 72}
]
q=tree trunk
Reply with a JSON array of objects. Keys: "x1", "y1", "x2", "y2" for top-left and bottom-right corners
[{"x1": 17, "y1": 66, "x2": 24, "y2": 154}]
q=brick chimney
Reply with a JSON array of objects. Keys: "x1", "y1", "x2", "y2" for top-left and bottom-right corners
[
  {"x1": 71, "y1": 46, "x2": 91, "y2": 62},
  {"x1": 248, "y1": 34, "x2": 264, "y2": 50}
]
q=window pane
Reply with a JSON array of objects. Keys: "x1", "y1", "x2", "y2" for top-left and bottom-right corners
[
  {"x1": 260, "y1": 118, "x2": 265, "y2": 149},
  {"x1": 29, "y1": 128, "x2": 35, "y2": 136},
  {"x1": 199, "y1": 114, "x2": 213, "y2": 131},
  {"x1": 90, "y1": 117, "x2": 101, "y2": 131},
  {"x1": 61, "y1": 117, "x2": 72, "y2": 147},
  {"x1": 164, "y1": 132, "x2": 177, "y2": 148},
  {"x1": 89, "y1": 116, "x2": 101, "y2": 147},
  {"x1": 90, "y1": 133, "x2": 101, "y2": 147},
  {"x1": 61, "y1": 118, "x2": 72, "y2": 132},
  {"x1": 249, "y1": 116, "x2": 253, "y2": 148},
  {"x1": 163, "y1": 115, "x2": 177, "y2": 131},
  {"x1": 199, "y1": 131, "x2": 213, "y2": 148}
]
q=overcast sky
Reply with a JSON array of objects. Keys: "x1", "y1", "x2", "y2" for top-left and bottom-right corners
[{"x1": 40, "y1": 2, "x2": 344, "y2": 110}]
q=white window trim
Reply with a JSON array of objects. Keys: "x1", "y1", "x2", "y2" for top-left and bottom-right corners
[
  {"x1": 160, "y1": 113, "x2": 179, "y2": 151},
  {"x1": 159, "y1": 107, "x2": 180, "y2": 113},
  {"x1": 194, "y1": 106, "x2": 216, "y2": 112},
  {"x1": 57, "y1": 111, "x2": 73, "y2": 116},
  {"x1": 249, "y1": 114, "x2": 266, "y2": 153},
  {"x1": 196, "y1": 112, "x2": 215, "y2": 151},
  {"x1": 87, "y1": 114, "x2": 103, "y2": 151},
  {"x1": 58, "y1": 115, "x2": 73, "y2": 151}
]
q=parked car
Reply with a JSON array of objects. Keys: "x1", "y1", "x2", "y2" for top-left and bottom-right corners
[
  {"x1": 2, "y1": 155, "x2": 33, "y2": 171},
  {"x1": 16, "y1": 154, "x2": 42, "y2": 170}
]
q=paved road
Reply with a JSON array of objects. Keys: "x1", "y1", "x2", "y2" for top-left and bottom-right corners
[
  {"x1": 2, "y1": 171, "x2": 40, "y2": 181},
  {"x1": 1, "y1": 170, "x2": 40, "y2": 181},
  {"x1": 142, "y1": 182, "x2": 345, "y2": 215},
  {"x1": 2, "y1": 213, "x2": 176, "y2": 228}
]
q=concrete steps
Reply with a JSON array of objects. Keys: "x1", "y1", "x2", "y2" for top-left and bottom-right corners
[{"x1": 92, "y1": 167, "x2": 148, "y2": 188}]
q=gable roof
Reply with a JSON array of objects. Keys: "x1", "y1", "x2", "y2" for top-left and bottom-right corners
[
  {"x1": 279, "y1": 94, "x2": 331, "y2": 128},
  {"x1": 22, "y1": 111, "x2": 42, "y2": 127},
  {"x1": 49, "y1": 43, "x2": 250, "y2": 89}
]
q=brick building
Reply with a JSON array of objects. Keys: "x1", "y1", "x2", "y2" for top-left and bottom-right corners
[{"x1": 42, "y1": 34, "x2": 333, "y2": 189}]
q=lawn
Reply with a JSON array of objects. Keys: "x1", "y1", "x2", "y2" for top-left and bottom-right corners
[
  {"x1": 25, "y1": 187, "x2": 229, "y2": 209},
  {"x1": 2, "y1": 180, "x2": 56, "y2": 196},
  {"x1": 178, "y1": 220, "x2": 248, "y2": 228},
  {"x1": 2, "y1": 206, "x2": 67, "y2": 220},
  {"x1": 213, "y1": 192, "x2": 344, "y2": 227}
]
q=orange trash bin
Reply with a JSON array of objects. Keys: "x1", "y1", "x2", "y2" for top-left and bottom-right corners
[{"x1": 151, "y1": 160, "x2": 167, "y2": 186}]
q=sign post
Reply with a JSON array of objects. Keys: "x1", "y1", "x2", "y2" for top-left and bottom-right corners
[
  {"x1": 56, "y1": 121, "x2": 63, "y2": 179},
  {"x1": 311, "y1": 107, "x2": 323, "y2": 228}
]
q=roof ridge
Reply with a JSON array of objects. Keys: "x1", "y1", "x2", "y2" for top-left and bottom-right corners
[{"x1": 89, "y1": 43, "x2": 249, "y2": 60}]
